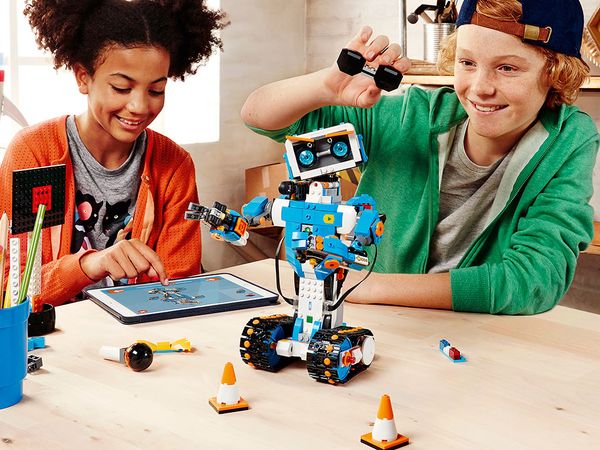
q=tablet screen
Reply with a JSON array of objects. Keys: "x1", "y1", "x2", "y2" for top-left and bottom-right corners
[{"x1": 87, "y1": 273, "x2": 279, "y2": 324}]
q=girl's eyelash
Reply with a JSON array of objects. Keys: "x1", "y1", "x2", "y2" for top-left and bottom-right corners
[
  {"x1": 149, "y1": 90, "x2": 165, "y2": 96},
  {"x1": 111, "y1": 86, "x2": 130, "y2": 93}
]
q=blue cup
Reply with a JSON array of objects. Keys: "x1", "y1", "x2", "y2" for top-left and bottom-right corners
[{"x1": 0, "y1": 300, "x2": 30, "y2": 409}]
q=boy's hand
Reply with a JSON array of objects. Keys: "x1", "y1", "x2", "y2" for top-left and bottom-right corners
[
  {"x1": 324, "y1": 26, "x2": 411, "y2": 108},
  {"x1": 80, "y1": 239, "x2": 169, "y2": 285}
]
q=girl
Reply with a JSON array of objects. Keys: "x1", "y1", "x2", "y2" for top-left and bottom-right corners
[
  {"x1": 0, "y1": 0, "x2": 226, "y2": 306},
  {"x1": 240, "y1": 0, "x2": 599, "y2": 314}
]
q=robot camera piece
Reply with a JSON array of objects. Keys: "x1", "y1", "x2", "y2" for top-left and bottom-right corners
[{"x1": 284, "y1": 123, "x2": 367, "y2": 181}]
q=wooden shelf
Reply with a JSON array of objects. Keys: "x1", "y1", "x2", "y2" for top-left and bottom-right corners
[{"x1": 401, "y1": 75, "x2": 600, "y2": 89}]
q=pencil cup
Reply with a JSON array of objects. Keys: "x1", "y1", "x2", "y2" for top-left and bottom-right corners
[
  {"x1": 28, "y1": 303, "x2": 56, "y2": 336},
  {"x1": 0, "y1": 299, "x2": 30, "y2": 409}
]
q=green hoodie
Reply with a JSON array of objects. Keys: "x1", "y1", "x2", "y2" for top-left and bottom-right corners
[{"x1": 248, "y1": 87, "x2": 599, "y2": 315}]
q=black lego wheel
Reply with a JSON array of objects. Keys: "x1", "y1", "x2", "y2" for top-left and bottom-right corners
[
  {"x1": 239, "y1": 314, "x2": 295, "y2": 372},
  {"x1": 307, "y1": 326, "x2": 374, "y2": 385}
]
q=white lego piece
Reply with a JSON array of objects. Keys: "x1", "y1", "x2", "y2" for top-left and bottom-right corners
[
  {"x1": 27, "y1": 232, "x2": 42, "y2": 298},
  {"x1": 9, "y1": 238, "x2": 20, "y2": 306}
]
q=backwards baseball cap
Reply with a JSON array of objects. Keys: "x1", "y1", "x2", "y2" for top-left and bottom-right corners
[{"x1": 456, "y1": 0, "x2": 584, "y2": 58}]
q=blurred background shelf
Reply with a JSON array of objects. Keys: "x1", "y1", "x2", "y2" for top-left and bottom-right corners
[{"x1": 402, "y1": 61, "x2": 600, "y2": 89}]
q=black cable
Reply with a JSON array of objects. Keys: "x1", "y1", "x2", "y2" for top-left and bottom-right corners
[
  {"x1": 274, "y1": 237, "x2": 295, "y2": 305},
  {"x1": 328, "y1": 246, "x2": 378, "y2": 312}
]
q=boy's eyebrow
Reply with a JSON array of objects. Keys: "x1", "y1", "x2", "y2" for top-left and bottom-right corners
[
  {"x1": 456, "y1": 47, "x2": 529, "y2": 63},
  {"x1": 109, "y1": 73, "x2": 168, "y2": 84}
]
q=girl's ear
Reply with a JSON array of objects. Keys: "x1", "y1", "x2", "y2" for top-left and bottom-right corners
[{"x1": 74, "y1": 63, "x2": 91, "y2": 95}]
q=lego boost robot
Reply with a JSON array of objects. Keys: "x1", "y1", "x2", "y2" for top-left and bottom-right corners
[{"x1": 185, "y1": 123, "x2": 385, "y2": 384}]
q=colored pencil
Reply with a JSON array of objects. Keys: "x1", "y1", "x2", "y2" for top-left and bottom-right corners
[
  {"x1": 18, "y1": 204, "x2": 45, "y2": 304},
  {"x1": 0, "y1": 212, "x2": 7, "y2": 309}
]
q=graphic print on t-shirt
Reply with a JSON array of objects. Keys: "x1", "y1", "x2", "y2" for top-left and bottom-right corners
[
  {"x1": 103, "y1": 199, "x2": 132, "y2": 247},
  {"x1": 72, "y1": 190, "x2": 104, "y2": 252}
]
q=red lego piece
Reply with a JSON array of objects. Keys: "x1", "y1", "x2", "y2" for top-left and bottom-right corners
[
  {"x1": 448, "y1": 347, "x2": 461, "y2": 360},
  {"x1": 32, "y1": 185, "x2": 52, "y2": 213}
]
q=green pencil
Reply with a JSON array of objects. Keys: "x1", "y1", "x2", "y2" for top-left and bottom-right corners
[{"x1": 18, "y1": 204, "x2": 46, "y2": 305}]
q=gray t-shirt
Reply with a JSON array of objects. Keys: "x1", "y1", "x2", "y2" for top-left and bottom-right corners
[
  {"x1": 427, "y1": 119, "x2": 513, "y2": 273},
  {"x1": 67, "y1": 115, "x2": 145, "y2": 254}
]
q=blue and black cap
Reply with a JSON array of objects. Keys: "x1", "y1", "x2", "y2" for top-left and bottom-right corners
[{"x1": 456, "y1": 0, "x2": 584, "y2": 58}]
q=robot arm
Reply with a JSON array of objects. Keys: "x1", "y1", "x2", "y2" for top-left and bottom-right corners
[
  {"x1": 184, "y1": 196, "x2": 276, "y2": 246},
  {"x1": 185, "y1": 201, "x2": 249, "y2": 246},
  {"x1": 337, "y1": 194, "x2": 385, "y2": 267},
  {"x1": 346, "y1": 194, "x2": 386, "y2": 247},
  {"x1": 241, "y1": 196, "x2": 274, "y2": 227}
]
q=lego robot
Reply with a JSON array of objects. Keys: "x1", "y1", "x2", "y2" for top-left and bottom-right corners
[{"x1": 185, "y1": 123, "x2": 385, "y2": 384}]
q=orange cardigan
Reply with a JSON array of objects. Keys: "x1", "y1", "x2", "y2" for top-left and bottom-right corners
[{"x1": 0, "y1": 116, "x2": 202, "y2": 307}]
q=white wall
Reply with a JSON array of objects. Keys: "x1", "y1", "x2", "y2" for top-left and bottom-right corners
[{"x1": 184, "y1": 0, "x2": 306, "y2": 271}]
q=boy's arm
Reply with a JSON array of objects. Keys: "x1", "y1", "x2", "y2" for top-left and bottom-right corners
[
  {"x1": 345, "y1": 271, "x2": 452, "y2": 309},
  {"x1": 241, "y1": 26, "x2": 410, "y2": 130}
]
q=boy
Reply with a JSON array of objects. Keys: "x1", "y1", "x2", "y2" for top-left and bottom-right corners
[{"x1": 241, "y1": 0, "x2": 599, "y2": 314}]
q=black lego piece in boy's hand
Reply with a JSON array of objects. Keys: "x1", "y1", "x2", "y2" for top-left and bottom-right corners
[{"x1": 336, "y1": 48, "x2": 402, "y2": 92}]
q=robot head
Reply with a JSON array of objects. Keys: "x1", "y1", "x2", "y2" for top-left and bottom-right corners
[{"x1": 284, "y1": 123, "x2": 367, "y2": 180}]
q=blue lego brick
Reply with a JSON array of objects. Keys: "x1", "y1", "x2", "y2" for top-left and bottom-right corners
[
  {"x1": 28, "y1": 336, "x2": 46, "y2": 351},
  {"x1": 281, "y1": 206, "x2": 305, "y2": 223},
  {"x1": 310, "y1": 320, "x2": 322, "y2": 338},
  {"x1": 346, "y1": 194, "x2": 376, "y2": 207},
  {"x1": 358, "y1": 134, "x2": 368, "y2": 163},
  {"x1": 283, "y1": 153, "x2": 294, "y2": 179},
  {"x1": 314, "y1": 203, "x2": 339, "y2": 212},
  {"x1": 243, "y1": 196, "x2": 269, "y2": 217},
  {"x1": 292, "y1": 317, "x2": 304, "y2": 341}
]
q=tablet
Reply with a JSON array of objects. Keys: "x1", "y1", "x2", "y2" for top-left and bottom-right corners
[{"x1": 86, "y1": 273, "x2": 279, "y2": 324}]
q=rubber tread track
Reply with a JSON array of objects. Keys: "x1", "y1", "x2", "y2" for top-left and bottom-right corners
[
  {"x1": 307, "y1": 326, "x2": 373, "y2": 384},
  {"x1": 239, "y1": 314, "x2": 295, "y2": 372}
]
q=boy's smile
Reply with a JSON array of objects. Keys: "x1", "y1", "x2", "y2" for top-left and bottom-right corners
[
  {"x1": 454, "y1": 25, "x2": 551, "y2": 165},
  {"x1": 74, "y1": 46, "x2": 170, "y2": 168}
]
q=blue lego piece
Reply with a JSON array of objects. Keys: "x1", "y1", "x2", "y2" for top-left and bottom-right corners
[
  {"x1": 439, "y1": 339, "x2": 467, "y2": 363},
  {"x1": 243, "y1": 196, "x2": 269, "y2": 218},
  {"x1": 28, "y1": 336, "x2": 46, "y2": 352},
  {"x1": 292, "y1": 316, "x2": 304, "y2": 341},
  {"x1": 358, "y1": 134, "x2": 368, "y2": 163}
]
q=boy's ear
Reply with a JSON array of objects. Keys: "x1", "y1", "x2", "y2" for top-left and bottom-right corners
[{"x1": 74, "y1": 63, "x2": 91, "y2": 95}]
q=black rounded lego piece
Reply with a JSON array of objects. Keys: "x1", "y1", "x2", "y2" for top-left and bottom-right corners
[
  {"x1": 28, "y1": 303, "x2": 56, "y2": 336},
  {"x1": 124, "y1": 342, "x2": 153, "y2": 372}
]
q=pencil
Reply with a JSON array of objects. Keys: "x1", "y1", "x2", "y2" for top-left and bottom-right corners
[
  {"x1": 0, "y1": 212, "x2": 7, "y2": 309},
  {"x1": 18, "y1": 204, "x2": 45, "y2": 304}
]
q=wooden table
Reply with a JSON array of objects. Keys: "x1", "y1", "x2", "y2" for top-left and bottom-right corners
[{"x1": 2, "y1": 259, "x2": 600, "y2": 449}]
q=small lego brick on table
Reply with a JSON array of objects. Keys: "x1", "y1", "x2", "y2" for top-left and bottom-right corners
[
  {"x1": 361, "y1": 394, "x2": 409, "y2": 449},
  {"x1": 27, "y1": 354, "x2": 43, "y2": 373},
  {"x1": 209, "y1": 362, "x2": 249, "y2": 414},
  {"x1": 27, "y1": 336, "x2": 46, "y2": 351},
  {"x1": 439, "y1": 339, "x2": 467, "y2": 363}
]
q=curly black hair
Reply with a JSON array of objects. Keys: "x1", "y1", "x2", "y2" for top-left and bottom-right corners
[{"x1": 24, "y1": 0, "x2": 227, "y2": 80}]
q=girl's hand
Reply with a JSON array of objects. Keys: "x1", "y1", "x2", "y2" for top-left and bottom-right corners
[
  {"x1": 323, "y1": 26, "x2": 411, "y2": 108},
  {"x1": 80, "y1": 239, "x2": 169, "y2": 285}
]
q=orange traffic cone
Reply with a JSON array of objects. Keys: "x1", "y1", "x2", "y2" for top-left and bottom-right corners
[
  {"x1": 208, "y1": 362, "x2": 249, "y2": 414},
  {"x1": 361, "y1": 394, "x2": 409, "y2": 449}
]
